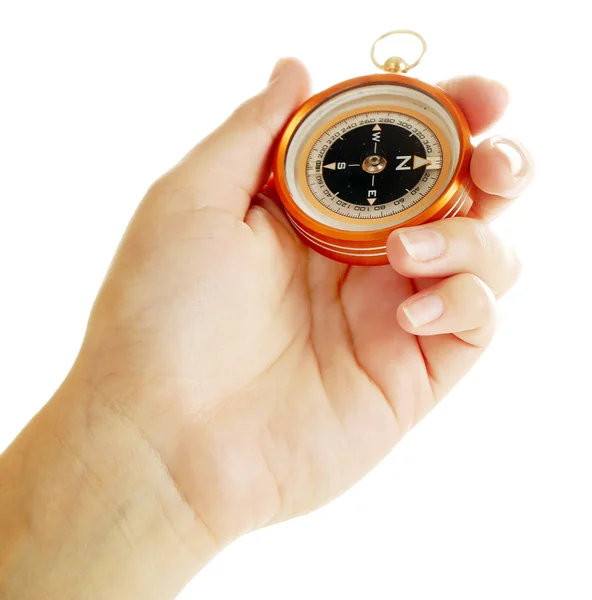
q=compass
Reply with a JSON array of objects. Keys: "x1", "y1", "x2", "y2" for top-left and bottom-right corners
[{"x1": 271, "y1": 30, "x2": 473, "y2": 265}]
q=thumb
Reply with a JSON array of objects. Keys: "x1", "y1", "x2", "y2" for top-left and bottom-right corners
[{"x1": 153, "y1": 58, "x2": 311, "y2": 220}]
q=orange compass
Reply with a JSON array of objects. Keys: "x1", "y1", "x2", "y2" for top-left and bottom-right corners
[{"x1": 270, "y1": 30, "x2": 473, "y2": 266}]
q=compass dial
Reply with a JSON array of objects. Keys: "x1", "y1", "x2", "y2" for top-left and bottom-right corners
[
  {"x1": 305, "y1": 110, "x2": 443, "y2": 219},
  {"x1": 275, "y1": 76, "x2": 472, "y2": 265}
]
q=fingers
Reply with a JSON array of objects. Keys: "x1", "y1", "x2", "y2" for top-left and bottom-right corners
[
  {"x1": 397, "y1": 274, "x2": 496, "y2": 347},
  {"x1": 150, "y1": 58, "x2": 311, "y2": 220},
  {"x1": 468, "y1": 136, "x2": 534, "y2": 221},
  {"x1": 437, "y1": 76, "x2": 509, "y2": 136},
  {"x1": 387, "y1": 217, "x2": 520, "y2": 298},
  {"x1": 433, "y1": 77, "x2": 534, "y2": 221},
  {"x1": 387, "y1": 216, "x2": 519, "y2": 348},
  {"x1": 437, "y1": 76, "x2": 534, "y2": 222}
]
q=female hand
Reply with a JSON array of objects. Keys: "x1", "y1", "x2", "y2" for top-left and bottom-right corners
[{"x1": 72, "y1": 58, "x2": 531, "y2": 549}]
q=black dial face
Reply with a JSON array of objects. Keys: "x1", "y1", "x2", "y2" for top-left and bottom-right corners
[
  {"x1": 304, "y1": 110, "x2": 443, "y2": 219},
  {"x1": 323, "y1": 123, "x2": 426, "y2": 206}
]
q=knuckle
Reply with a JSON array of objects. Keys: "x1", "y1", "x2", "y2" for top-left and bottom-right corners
[
  {"x1": 461, "y1": 274, "x2": 498, "y2": 348},
  {"x1": 470, "y1": 220, "x2": 497, "y2": 254},
  {"x1": 472, "y1": 314, "x2": 498, "y2": 348},
  {"x1": 233, "y1": 94, "x2": 274, "y2": 144},
  {"x1": 466, "y1": 273, "x2": 496, "y2": 314},
  {"x1": 464, "y1": 221, "x2": 522, "y2": 296},
  {"x1": 145, "y1": 172, "x2": 173, "y2": 201}
]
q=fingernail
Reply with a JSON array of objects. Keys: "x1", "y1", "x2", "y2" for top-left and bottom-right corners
[
  {"x1": 402, "y1": 294, "x2": 444, "y2": 328},
  {"x1": 490, "y1": 136, "x2": 530, "y2": 180},
  {"x1": 268, "y1": 58, "x2": 286, "y2": 84},
  {"x1": 399, "y1": 228, "x2": 446, "y2": 261}
]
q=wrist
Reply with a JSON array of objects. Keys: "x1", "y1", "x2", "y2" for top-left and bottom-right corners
[{"x1": 0, "y1": 371, "x2": 220, "y2": 600}]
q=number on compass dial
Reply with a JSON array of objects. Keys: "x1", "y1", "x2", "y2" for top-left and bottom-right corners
[{"x1": 306, "y1": 111, "x2": 443, "y2": 219}]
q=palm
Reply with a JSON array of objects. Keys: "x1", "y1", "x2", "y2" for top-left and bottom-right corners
[
  {"x1": 197, "y1": 207, "x2": 450, "y2": 529},
  {"x1": 85, "y1": 204, "x2": 442, "y2": 541},
  {"x1": 138, "y1": 205, "x2": 471, "y2": 541}
]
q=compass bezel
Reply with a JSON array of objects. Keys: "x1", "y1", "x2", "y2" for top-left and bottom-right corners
[{"x1": 272, "y1": 73, "x2": 473, "y2": 265}]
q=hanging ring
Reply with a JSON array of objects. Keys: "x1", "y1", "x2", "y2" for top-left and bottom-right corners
[{"x1": 370, "y1": 30, "x2": 427, "y2": 73}]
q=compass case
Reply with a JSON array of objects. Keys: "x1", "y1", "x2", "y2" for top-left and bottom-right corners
[{"x1": 272, "y1": 74, "x2": 473, "y2": 266}]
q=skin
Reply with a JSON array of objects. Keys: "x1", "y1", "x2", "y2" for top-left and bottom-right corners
[{"x1": 0, "y1": 58, "x2": 533, "y2": 599}]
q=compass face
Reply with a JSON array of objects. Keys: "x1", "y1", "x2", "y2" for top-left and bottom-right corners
[
  {"x1": 306, "y1": 110, "x2": 443, "y2": 220},
  {"x1": 284, "y1": 83, "x2": 461, "y2": 233}
]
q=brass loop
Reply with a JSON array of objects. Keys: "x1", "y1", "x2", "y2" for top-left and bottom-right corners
[{"x1": 370, "y1": 30, "x2": 427, "y2": 73}]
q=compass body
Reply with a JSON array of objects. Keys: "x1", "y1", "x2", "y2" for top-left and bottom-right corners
[{"x1": 272, "y1": 72, "x2": 473, "y2": 265}]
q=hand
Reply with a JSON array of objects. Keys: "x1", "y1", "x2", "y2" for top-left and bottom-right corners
[{"x1": 73, "y1": 58, "x2": 532, "y2": 548}]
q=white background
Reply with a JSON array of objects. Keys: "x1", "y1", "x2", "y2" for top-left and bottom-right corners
[{"x1": 1, "y1": 1, "x2": 590, "y2": 598}]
